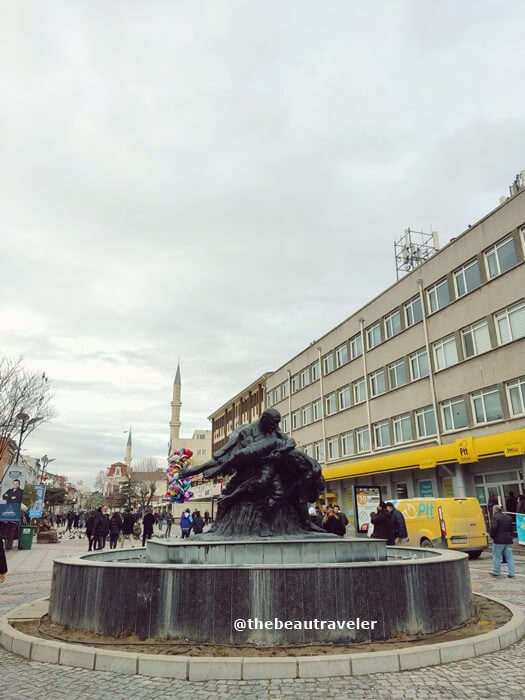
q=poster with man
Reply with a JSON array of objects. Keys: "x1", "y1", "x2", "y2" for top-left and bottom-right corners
[
  {"x1": 29, "y1": 484, "x2": 46, "y2": 519},
  {"x1": 0, "y1": 465, "x2": 27, "y2": 522},
  {"x1": 354, "y1": 486, "x2": 381, "y2": 533}
]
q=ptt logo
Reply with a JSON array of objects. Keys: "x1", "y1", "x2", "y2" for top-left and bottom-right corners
[{"x1": 401, "y1": 502, "x2": 435, "y2": 520}]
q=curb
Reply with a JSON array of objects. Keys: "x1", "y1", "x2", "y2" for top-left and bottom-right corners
[{"x1": 0, "y1": 594, "x2": 523, "y2": 680}]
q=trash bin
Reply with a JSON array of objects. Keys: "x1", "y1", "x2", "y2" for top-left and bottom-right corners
[{"x1": 18, "y1": 525, "x2": 35, "y2": 550}]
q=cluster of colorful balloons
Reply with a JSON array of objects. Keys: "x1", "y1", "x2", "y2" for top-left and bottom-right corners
[{"x1": 165, "y1": 448, "x2": 194, "y2": 503}]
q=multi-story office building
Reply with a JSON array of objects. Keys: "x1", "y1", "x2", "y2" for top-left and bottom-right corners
[
  {"x1": 266, "y1": 185, "x2": 525, "y2": 531},
  {"x1": 209, "y1": 373, "x2": 272, "y2": 453}
]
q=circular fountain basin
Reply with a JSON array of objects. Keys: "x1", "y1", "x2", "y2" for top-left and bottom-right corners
[{"x1": 49, "y1": 538, "x2": 473, "y2": 646}]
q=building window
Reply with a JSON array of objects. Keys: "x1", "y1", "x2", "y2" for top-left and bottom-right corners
[
  {"x1": 433, "y1": 335, "x2": 459, "y2": 371},
  {"x1": 373, "y1": 420, "x2": 391, "y2": 448},
  {"x1": 323, "y1": 353, "x2": 335, "y2": 374},
  {"x1": 485, "y1": 236, "x2": 518, "y2": 279},
  {"x1": 404, "y1": 295, "x2": 423, "y2": 327},
  {"x1": 291, "y1": 374, "x2": 300, "y2": 393},
  {"x1": 461, "y1": 320, "x2": 491, "y2": 358},
  {"x1": 281, "y1": 382, "x2": 288, "y2": 399},
  {"x1": 311, "y1": 361, "x2": 320, "y2": 382},
  {"x1": 325, "y1": 392, "x2": 337, "y2": 416},
  {"x1": 335, "y1": 343, "x2": 349, "y2": 367},
  {"x1": 292, "y1": 410, "x2": 301, "y2": 430},
  {"x1": 454, "y1": 259, "x2": 481, "y2": 297},
  {"x1": 266, "y1": 392, "x2": 273, "y2": 408},
  {"x1": 302, "y1": 405, "x2": 312, "y2": 426},
  {"x1": 353, "y1": 377, "x2": 366, "y2": 404},
  {"x1": 356, "y1": 426, "x2": 370, "y2": 453},
  {"x1": 393, "y1": 414, "x2": 413, "y2": 443},
  {"x1": 471, "y1": 388, "x2": 504, "y2": 425},
  {"x1": 300, "y1": 367, "x2": 310, "y2": 388},
  {"x1": 507, "y1": 378, "x2": 525, "y2": 417},
  {"x1": 338, "y1": 385, "x2": 351, "y2": 410},
  {"x1": 415, "y1": 406, "x2": 437, "y2": 438},
  {"x1": 303, "y1": 443, "x2": 313, "y2": 457},
  {"x1": 369, "y1": 368, "x2": 387, "y2": 397},
  {"x1": 273, "y1": 388, "x2": 280, "y2": 404},
  {"x1": 494, "y1": 301, "x2": 525, "y2": 344},
  {"x1": 341, "y1": 431, "x2": 354, "y2": 456},
  {"x1": 388, "y1": 359, "x2": 408, "y2": 389},
  {"x1": 350, "y1": 333, "x2": 363, "y2": 359},
  {"x1": 441, "y1": 397, "x2": 469, "y2": 431},
  {"x1": 327, "y1": 436, "x2": 340, "y2": 460},
  {"x1": 314, "y1": 441, "x2": 325, "y2": 462},
  {"x1": 384, "y1": 309, "x2": 402, "y2": 339},
  {"x1": 282, "y1": 414, "x2": 290, "y2": 433},
  {"x1": 366, "y1": 322, "x2": 382, "y2": 349},
  {"x1": 409, "y1": 348, "x2": 429, "y2": 380},
  {"x1": 427, "y1": 279, "x2": 450, "y2": 314},
  {"x1": 313, "y1": 399, "x2": 322, "y2": 421}
]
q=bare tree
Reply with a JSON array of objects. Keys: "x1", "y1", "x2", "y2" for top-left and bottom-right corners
[
  {"x1": 0, "y1": 356, "x2": 55, "y2": 464},
  {"x1": 132, "y1": 457, "x2": 161, "y2": 472},
  {"x1": 138, "y1": 481, "x2": 157, "y2": 510}
]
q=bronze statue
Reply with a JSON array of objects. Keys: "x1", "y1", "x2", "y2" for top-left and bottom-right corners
[{"x1": 179, "y1": 408, "x2": 328, "y2": 537}]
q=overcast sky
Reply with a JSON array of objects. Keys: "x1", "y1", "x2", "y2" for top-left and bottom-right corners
[{"x1": 1, "y1": 1, "x2": 524, "y2": 487}]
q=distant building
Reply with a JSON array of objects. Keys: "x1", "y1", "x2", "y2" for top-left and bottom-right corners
[
  {"x1": 168, "y1": 362, "x2": 211, "y2": 466},
  {"x1": 102, "y1": 462, "x2": 130, "y2": 500},
  {"x1": 208, "y1": 373, "x2": 272, "y2": 453}
]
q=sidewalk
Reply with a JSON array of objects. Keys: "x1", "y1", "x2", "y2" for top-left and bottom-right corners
[{"x1": 4, "y1": 536, "x2": 88, "y2": 575}]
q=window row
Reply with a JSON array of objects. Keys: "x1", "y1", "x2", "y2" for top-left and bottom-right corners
[{"x1": 266, "y1": 230, "x2": 524, "y2": 405}]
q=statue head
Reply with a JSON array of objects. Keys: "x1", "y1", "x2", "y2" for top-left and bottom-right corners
[{"x1": 259, "y1": 408, "x2": 281, "y2": 434}]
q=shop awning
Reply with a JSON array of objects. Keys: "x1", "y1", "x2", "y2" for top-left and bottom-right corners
[{"x1": 322, "y1": 428, "x2": 525, "y2": 482}]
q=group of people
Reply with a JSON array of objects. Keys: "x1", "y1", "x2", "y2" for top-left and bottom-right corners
[
  {"x1": 369, "y1": 501, "x2": 408, "y2": 545},
  {"x1": 309, "y1": 504, "x2": 349, "y2": 536},
  {"x1": 84, "y1": 507, "x2": 211, "y2": 550}
]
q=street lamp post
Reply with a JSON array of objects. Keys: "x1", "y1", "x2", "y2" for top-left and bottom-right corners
[{"x1": 14, "y1": 412, "x2": 43, "y2": 464}]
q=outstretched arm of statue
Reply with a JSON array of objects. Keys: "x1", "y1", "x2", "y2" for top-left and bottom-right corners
[{"x1": 178, "y1": 458, "x2": 219, "y2": 480}]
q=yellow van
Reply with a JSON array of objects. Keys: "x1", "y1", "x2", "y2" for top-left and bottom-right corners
[{"x1": 391, "y1": 497, "x2": 489, "y2": 559}]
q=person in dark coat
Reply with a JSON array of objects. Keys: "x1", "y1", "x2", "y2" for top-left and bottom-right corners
[
  {"x1": 490, "y1": 504, "x2": 515, "y2": 578},
  {"x1": 517, "y1": 495, "x2": 525, "y2": 514},
  {"x1": 192, "y1": 510, "x2": 204, "y2": 535},
  {"x1": 385, "y1": 502, "x2": 408, "y2": 543},
  {"x1": 371, "y1": 502, "x2": 395, "y2": 545},
  {"x1": 322, "y1": 505, "x2": 345, "y2": 536},
  {"x1": 86, "y1": 511, "x2": 96, "y2": 551},
  {"x1": 121, "y1": 508, "x2": 135, "y2": 547},
  {"x1": 93, "y1": 508, "x2": 106, "y2": 550},
  {"x1": 334, "y1": 505, "x2": 348, "y2": 534},
  {"x1": 109, "y1": 512, "x2": 122, "y2": 549},
  {"x1": 142, "y1": 509, "x2": 155, "y2": 547},
  {"x1": 0, "y1": 535, "x2": 7, "y2": 583}
]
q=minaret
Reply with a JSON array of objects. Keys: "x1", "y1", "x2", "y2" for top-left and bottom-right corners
[
  {"x1": 124, "y1": 428, "x2": 132, "y2": 468},
  {"x1": 169, "y1": 361, "x2": 182, "y2": 454}
]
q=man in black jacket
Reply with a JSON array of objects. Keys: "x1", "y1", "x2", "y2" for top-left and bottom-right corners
[
  {"x1": 490, "y1": 505, "x2": 515, "y2": 578},
  {"x1": 142, "y1": 508, "x2": 155, "y2": 547}
]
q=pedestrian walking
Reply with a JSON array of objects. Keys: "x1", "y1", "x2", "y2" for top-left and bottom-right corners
[
  {"x1": 93, "y1": 507, "x2": 106, "y2": 550},
  {"x1": 109, "y1": 512, "x2": 122, "y2": 549},
  {"x1": 204, "y1": 511, "x2": 210, "y2": 526},
  {"x1": 86, "y1": 511, "x2": 96, "y2": 551},
  {"x1": 192, "y1": 510, "x2": 204, "y2": 535},
  {"x1": 142, "y1": 508, "x2": 155, "y2": 547},
  {"x1": 180, "y1": 509, "x2": 193, "y2": 539},
  {"x1": 165, "y1": 511, "x2": 173, "y2": 538},
  {"x1": 385, "y1": 502, "x2": 408, "y2": 544},
  {"x1": 490, "y1": 504, "x2": 516, "y2": 578},
  {"x1": 121, "y1": 508, "x2": 135, "y2": 547}
]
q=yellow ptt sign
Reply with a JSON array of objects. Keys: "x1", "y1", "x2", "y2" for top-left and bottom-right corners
[{"x1": 455, "y1": 437, "x2": 478, "y2": 464}]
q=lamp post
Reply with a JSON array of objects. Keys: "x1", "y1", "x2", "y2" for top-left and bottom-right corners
[
  {"x1": 14, "y1": 413, "x2": 43, "y2": 464},
  {"x1": 39, "y1": 454, "x2": 55, "y2": 483}
]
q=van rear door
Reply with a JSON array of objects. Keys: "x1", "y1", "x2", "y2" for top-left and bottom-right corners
[{"x1": 443, "y1": 499, "x2": 469, "y2": 548}]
